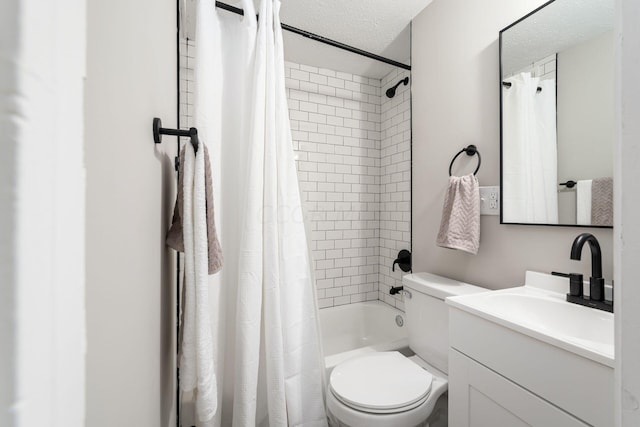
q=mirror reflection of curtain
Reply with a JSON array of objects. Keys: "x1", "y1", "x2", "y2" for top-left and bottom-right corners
[{"x1": 502, "y1": 72, "x2": 558, "y2": 224}]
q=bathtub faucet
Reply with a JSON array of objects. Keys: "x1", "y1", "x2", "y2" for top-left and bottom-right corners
[
  {"x1": 390, "y1": 286, "x2": 403, "y2": 295},
  {"x1": 392, "y1": 249, "x2": 412, "y2": 272}
]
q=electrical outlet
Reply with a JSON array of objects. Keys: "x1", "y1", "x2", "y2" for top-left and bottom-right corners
[{"x1": 479, "y1": 186, "x2": 500, "y2": 216}]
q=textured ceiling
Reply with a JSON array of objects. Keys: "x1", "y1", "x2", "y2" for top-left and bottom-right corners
[
  {"x1": 279, "y1": 0, "x2": 433, "y2": 78},
  {"x1": 502, "y1": 0, "x2": 614, "y2": 77}
]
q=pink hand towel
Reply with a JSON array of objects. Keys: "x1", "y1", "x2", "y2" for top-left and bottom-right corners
[
  {"x1": 166, "y1": 144, "x2": 223, "y2": 274},
  {"x1": 436, "y1": 174, "x2": 480, "y2": 255}
]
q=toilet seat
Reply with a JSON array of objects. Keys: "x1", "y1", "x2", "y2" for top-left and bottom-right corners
[{"x1": 329, "y1": 352, "x2": 433, "y2": 414}]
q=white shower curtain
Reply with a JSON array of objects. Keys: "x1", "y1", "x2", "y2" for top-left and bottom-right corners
[
  {"x1": 502, "y1": 72, "x2": 558, "y2": 224},
  {"x1": 192, "y1": 0, "x2": 328, "y2": 426}
]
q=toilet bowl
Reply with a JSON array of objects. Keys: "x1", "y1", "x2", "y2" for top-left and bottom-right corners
[
  {"x1": 327, "y1": 352, "x2": 448, "y2": 427},
  {"x1": 326, "y1": 273, "x2": 486, "y2": 427}
]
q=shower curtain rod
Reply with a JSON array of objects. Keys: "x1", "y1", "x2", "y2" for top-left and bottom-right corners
[{"x1": 214, "y1": 1, "x2": 412, "y2": 71}]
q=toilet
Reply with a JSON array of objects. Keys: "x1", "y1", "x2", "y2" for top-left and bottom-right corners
[{"x1": 326, "y1": 272, "x2": 486, "y2": 427}]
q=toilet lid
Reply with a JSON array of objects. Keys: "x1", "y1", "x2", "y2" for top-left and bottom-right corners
[{"x1": 329, "y1": 351, "x2": 433, "y2": 413}]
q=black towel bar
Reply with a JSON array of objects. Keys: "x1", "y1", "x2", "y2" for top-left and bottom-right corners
[
  {"x1": 559, "y1": 180, "x2": 577, "y2": 189},
  {"x1": 153, "y1": 117, "x2": 199, "y2": 153},
  {"x1": 449, "y1": 145, "x2": 481, "y2": 176}
]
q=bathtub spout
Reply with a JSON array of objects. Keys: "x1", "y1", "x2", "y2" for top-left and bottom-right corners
[{"x1": 390, "y1": 286, "x2": 403, "y2": 295}]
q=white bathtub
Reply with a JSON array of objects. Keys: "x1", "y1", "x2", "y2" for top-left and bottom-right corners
[{"x1": 319, "y1": 301, "x2": 409, "y2": 374}]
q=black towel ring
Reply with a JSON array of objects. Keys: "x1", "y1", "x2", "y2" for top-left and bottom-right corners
[{"x1": 449, "y1": 145, "x2": 481, "y2": 176}]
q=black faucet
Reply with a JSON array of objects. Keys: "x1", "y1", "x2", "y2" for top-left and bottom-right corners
[
  {"x1": 390, "y1": 286, "x2": 403, "y2": 295},
  {"x1": 567, "y1": 233, "x2": 612, "y2": 312},
  {"x1": 570, "y1": 233, "x2": 604, "y2": 301},
  {"x1": 392, "y1": 249, "x2": 412, "y2": 273}
]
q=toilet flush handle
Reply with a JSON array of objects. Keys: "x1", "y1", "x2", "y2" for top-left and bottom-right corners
[{"x1": 402, "y1": 289, "x2": 412, "y2": 299}]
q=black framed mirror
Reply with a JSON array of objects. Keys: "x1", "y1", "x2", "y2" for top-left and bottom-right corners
[{"x1": 499, "y1": 0, "x2": 614, "y2": 228}]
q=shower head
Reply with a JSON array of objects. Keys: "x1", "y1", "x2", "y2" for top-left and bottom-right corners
[{"x1": 385, "y1": 77, "x2": 410, "y2": 98}]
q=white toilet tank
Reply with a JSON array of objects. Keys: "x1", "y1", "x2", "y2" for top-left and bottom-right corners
[{"x1": 402, "y1": 273, "x2": 486, "y2": 374}]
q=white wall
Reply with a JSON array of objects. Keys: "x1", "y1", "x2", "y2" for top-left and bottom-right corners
[
  {"x1": 411, "y1": 0, "x2": 613, "y2": 291},
  {"x1": 557, "y1": 31, "x2": 615, "y2": 224},
  {"x1": 0, "y1": 0, "x2": 86, "y2": 425},
  {"x1": 85, "y1": 0, "x2": 177, "y2": 425},
  {"x1": 615, "y1": 0, "x2": 640, "y2": 425},
  {"x1": 558, "y1": 31, "x2": 614, "y2": 183}
]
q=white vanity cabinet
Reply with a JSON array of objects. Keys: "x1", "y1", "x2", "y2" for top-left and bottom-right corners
[
  {"x1": 446, "y1": 295, "x2": 614, "y2": 427},
  {"x1": 449, "y1": 349, "x2": 588, "y2": 427}
]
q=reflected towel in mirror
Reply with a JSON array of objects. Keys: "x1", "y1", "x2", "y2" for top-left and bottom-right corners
[
  {"x1": 591, "y1": 177, "x2": 613, "y2": 226},
  {"x1": 576, "y1": 179, "x2": 592, "y2": 225}
]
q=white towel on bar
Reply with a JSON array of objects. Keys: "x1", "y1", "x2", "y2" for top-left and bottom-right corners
[
  {"x1": 180, "y1": 142, "x2": 217, "y2": 423},
  {"x1": 436, "y1": 174, "x2": 480, "y2": 255},
  {"x1": 576, "y1": 179, "x2": 592, "y2": 225}
]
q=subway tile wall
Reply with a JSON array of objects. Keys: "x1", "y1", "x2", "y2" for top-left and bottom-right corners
[
  {"x1": 378, "y1": 68, "x2": 412, "y2": 310},
  {"x1": 285, "y1": 62, "x2": 412, "y2": 310},
  {"x1": 284, "y1": 61, "x2": 383, "y2": 309},
  {"x1": 179, "y1": 41, "x2": 411, "y2": 311},
  {"x1": 506, "y1": 53, "x2": 557, "y2": 81},
  {"x1": 179, "y1": 38, "x2": 194, "y2": 129}
]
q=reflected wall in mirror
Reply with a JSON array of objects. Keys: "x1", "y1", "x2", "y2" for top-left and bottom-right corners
[{"x1": 500, "y1": 0, "x2": 614, "y2": 227}]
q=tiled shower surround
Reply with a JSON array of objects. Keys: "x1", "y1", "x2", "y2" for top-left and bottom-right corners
[
  {"x1": 180, "y1": 41, "x2": 411, "y2": 310},
  {"x1": 378, "y1": 68, "x2": 412, "y2": 309},
  {"x1": 285, "y1": 62, "x2": 382, "y2": 309},
  {"x1": 285, "y1": 62, "x2": 411, "y2": 310}
]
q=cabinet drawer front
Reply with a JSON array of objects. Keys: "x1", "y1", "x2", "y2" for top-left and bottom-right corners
[{"x1": 449, "y1": 349, "x2": 589, "y2": 427}]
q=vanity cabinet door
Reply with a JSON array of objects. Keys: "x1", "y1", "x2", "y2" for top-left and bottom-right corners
[{"x1": 449, "y1": 349, "x2": 589, "y2": 427}]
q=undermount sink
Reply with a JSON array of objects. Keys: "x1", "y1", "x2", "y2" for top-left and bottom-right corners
[{"x1": 446, "y1": 270, "x2": 614, "y2": 367}]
